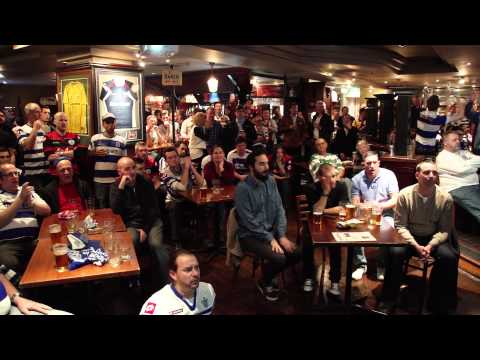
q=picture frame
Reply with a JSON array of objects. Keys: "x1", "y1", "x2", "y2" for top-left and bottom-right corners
[
  {"x1": 57, "y1": 69, "x2": 92, "y2": 135},
  {"x1": 94, "y1": 67, "x2": 144, "y2": 143}
]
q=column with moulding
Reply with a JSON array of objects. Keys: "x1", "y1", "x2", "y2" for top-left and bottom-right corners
[{"x1": 375, "y1": 93, "x2": 394, "y2": 144}]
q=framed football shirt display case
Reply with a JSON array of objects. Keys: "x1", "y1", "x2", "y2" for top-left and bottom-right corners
[
  {"x1": 57, "y1": 69, "x2": 92, "y2": 135},
  {"x1": 94, "y1": 67, "x2": 145, "y2": 143}
]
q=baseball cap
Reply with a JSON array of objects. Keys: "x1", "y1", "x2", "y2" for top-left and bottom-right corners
[{"x1": 101, "y1": 113, "x2": 116, "y2": 122}]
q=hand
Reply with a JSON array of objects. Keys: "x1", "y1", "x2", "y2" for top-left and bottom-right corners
[
  {"x1": 95, "y1": 148, "x2": 107, "y2": 156},
  {"x1": 239, "y1": 175, "x2": 248, "y2": 182},
  {"x1": 279, "y1": 236, "x2": 296, "y2": 253},
  {"x1": 14, "y1": 296, "x2": 52, "y2": 315},
  {"x1": 119, "y1": 175, "x2": 132, "y2": 190},
  {"x1": 423, "y1": 244, "x2": 433, "y2": 258},
  {"x1": 320, "y1": 178, "x2": 332, "y2": 195},
  {"x1": 138, "y1": 229, "x2": 147, "y2": 243},
  {"x1": 19, "y1": 182, "x2": 34, "y2": 203},
  {"x1": 270, "y1": 239, "x2": 284, "y2": 254},
  {"x1": 414, "y1": 244, "x2": 425, "y2": 258},
  {"x1": 183, "y1": 156, "x2": 192, "y2": 169},
  {"x1": 33, "y1": 120, "x2": 43, "y2": 132}
]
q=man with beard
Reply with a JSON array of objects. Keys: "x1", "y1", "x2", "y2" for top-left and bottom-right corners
[
  {"x1": 139, "y1": 250, "x2": 215, "y2": 315},
  {"x1": 235, "y1": 147, "x2": 301, "y2": 302}
]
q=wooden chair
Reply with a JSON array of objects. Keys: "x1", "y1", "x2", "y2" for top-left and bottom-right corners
[{"x1": 402, "y1": 256, "x2": 434, "y2": 314}]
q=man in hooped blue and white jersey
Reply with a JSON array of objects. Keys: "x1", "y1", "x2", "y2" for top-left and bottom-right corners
[
  {"x1": 415, "y1": 95, "x2": 446, "y2": 156},
  {"x1": 88, "y1": 113, "x2": 127, "y2": 208}
]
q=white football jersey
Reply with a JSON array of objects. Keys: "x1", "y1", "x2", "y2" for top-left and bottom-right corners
[{"x1": 140, "y1": 282, "x2": 215, "y2": 315}]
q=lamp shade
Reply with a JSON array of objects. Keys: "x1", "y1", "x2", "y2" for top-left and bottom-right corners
[{"x1": 207, "y1": 76, "x2": 218, "y2": 93}]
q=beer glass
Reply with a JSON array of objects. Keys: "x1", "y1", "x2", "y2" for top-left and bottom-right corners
[
  {"x1": 313, "y1": 211, "x2": 323, "y2": 225},
  {"x1": 370, "y1": 206, "x2": 382, "y2": 226},
  {"x1": 119, "y1": 237, "x2": 131, "y2": 262},
  {"x1": 345, "y1": 204, "x2": 356, "y2": 220},
  {"x1": 67, "y1": 214, "x2": 77, "y2": 234},
  {"x1": 108, "y1": 239, "x2": 120, "y2": 268},
  {"x1": 87, "y1": 197, "x2": 95, "y2": 219},
  {"x1": 48, "y1": 224, "x2": 62, "y2": 245},
  {"x1": 200, "y1": 185, "x2": 208, "y2": 200},
  {"x1": 338, "y1": 202, "x2": 347, "y2": 221},
  {"x1": 52, "y1": 243, "x2": 69, "y2": 272}
]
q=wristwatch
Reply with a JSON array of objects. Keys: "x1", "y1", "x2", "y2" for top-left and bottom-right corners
[
  {"x1": 321, "y1": 192, "x2": 330, "y2": 197},
  {"x1": 10, "y1": 292, "x2": 21, "y2": 304}
]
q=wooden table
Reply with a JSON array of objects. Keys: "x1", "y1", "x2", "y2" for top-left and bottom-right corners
[
  {"x1": 308, "y1": 215, "x2": 408, "y2": 310},
  {"x1": 38, "y1": 208, "x2": 126, "y2": 240},
  {"x1": 178, "y1": 185, "x2": 236, "y2": 205},
  {"x1": 20, "y1": 232, "x2": 140, "y2": 289}
]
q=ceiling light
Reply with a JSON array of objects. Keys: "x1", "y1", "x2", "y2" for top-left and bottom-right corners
[
  {"x1": 170, "y1": 52, "x2": 175, "y2": 57},
  {"x1": 467, "y1": 62, "x2": 472, "y2": 66},
  {"x1": 165, "y1": 59, "x2": 171, "y2": 63},
  {"x1": 436, "y1": 79, "x2": 439, "y2": 82},
  {"x1": 135, "y1": 52, "x2": 141, "y2": 58},
  {"x1": 384, "y1": 81, "x2": 388, "y2": 84},
  {"x1": 138, "y1": 60, "x2": 146, "y2": 67},
  {"x1": 0, "y1": 73, "x2": 4, "y2": 78},
  {"x1": 352, "y1": 72, "x2": 356, "y2": 76},
  {"x1": 151, "y1": 72, "x2": 157, "y2": 75},
  {"x1": 2, "y1": 81, "x2": 7, "y2": 84},
  {"x1": 207, "y1": 62, "x2": 218, "y2": 93},
  {"x1": 459, "y1": 78, "x2": 465, "y2": 84},
  {"x1": 352, "y1": 78, "x2": 356, "y2": 82}
]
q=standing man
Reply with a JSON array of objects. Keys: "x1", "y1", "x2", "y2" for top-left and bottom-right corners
[
  {"x1": 311, "y1": 100, "x2": 333, "y2": 143},
  {"x1": 44, "y1": 112, "x2": 80, "y2": 175},
  {"x1": 16, "y1": 103, "x2": 50, "y2": 190},
  {"x1": 415, "y1": 95, "x2": 446, "y2": 156},
  {"x1": 235, "y1": 147, "x2": 301, "y2": 302},
  {"x1": 379, "y1": 161, "x2": 458, "y2": 314},
  {"x1": 40, "y1": 106, "x2": 54, "y2": 133},
  {"x1": 351, "y1": 152, "x2": 399, "y2": 281},
  {"x1": 110, "y1": 157, "x2": 169, "y2": 286},
  {"x1": 88, "y1": 113, "x2": 127, "y2": 208},
  {"x1": 464, "y1": 90, "x2": 480, "y2": 154}
]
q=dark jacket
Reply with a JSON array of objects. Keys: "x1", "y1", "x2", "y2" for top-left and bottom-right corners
[
  {"x1": 312, "y1": 113, "x2": 334, "y2": 142},
  {"x1": 110, "y1": 174, "x2": 161, "y2": 231},
  {"x1": 39, "y1": 176, "x2": 91, "y2": 214},
  {"x1": 332, "y1": 126, "x2": 358, "y2": 158}
]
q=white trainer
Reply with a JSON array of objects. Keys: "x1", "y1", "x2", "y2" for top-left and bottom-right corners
[
  {"x1": 303, "y1": 278, "x2": 314, "y2": 292},
  {"x1": 327, "y1": 282, "x2": 341, "y2": 296},
  {"x1": 352, "y1": 267, "x2": 367, "y2": 281}
]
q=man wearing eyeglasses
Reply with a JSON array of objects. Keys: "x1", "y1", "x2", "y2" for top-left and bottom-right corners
[
  {"x1": 351, "y1": 152, "x2": 399, "y2": 282},
  {"x1": 0, "y1": 163, "x2": 51, "y2": 274}
]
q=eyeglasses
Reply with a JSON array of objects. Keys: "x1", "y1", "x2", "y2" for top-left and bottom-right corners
[{"x1": 0, "y1": 169, "x2": 21, "y2": 178}]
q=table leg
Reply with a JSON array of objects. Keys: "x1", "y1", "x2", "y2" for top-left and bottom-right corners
[{"x1": 345, "y1": 246, "x2": 353, "y2": 308}]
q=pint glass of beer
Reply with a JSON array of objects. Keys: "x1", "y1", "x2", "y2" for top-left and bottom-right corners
[
  {"x1": 49, "y1": 224, "x2": 62, "y2": 245},
  {"x1": 200, "y1": 185, "x2": 208, "y2": 200},
  {"x1": 313, "y1": 211, "x2": 323, "y2": 225},
  {"x1": 346, "y1": 204, "x2": 356, "y2": 220},
  {"x1": 370, "y1": 207, "x2": 382, "y2": 226},
  {"x1": 52, "y1": 243, "x2": 69, "y2": 272}
]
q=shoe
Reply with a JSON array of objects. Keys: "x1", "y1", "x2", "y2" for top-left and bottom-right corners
[
  {"x1": 352, "y1": 266, "x2": 367, "y2": 281},
  {"x1": 376, "y1": 266, "x2": 385, "y2": 281},
  {"x1": 327, "y1": 282, "x2": 341, "y2": 296},
  {"x1": 256, "y1": 281, "x2": 280, "y2": 302},
  {"x1": 303, "y1": 278, "x2": 314, "y2": 292}
]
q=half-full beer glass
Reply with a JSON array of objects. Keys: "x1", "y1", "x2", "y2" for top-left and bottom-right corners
[{"x1": 53, "y1": 243, "x2": 69, "y2": 272}]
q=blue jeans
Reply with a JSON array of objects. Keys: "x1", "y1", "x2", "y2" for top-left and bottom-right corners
[
  {"x1": 353, "y1": 216, "x2": 394, "y2": 270},
  {"x1": 450, "y1": 185, "x2": 480, "y2": 222}
]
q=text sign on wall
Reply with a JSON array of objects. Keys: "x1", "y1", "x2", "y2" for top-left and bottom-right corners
[{"x1": 162, "y1": 70, "x2": 182, "y2": 86}]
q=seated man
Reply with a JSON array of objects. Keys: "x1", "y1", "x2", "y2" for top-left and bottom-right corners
[
  {"x1": 309, "y1": 137, "x2": 345, "y2": 181},
  {"x1": 1, "y1": 266, "x2": 71, "y2": 315},
  {"x1": 436, "y1": 131, "x2": 480, "y2": 222},
  {"x1": 227, "y1": 137, "x2": 251, "y2": 182},
  {"x1": 379, "y1": 161, "x2": 458, "y2": 314},
  {"x1": 0, "y1": 147, "x2": 14, "y2": 165},
  {"x1": 162, "y1": 147, "x2": 205, "y2": 249},
  {"x1": 110, "y1": 157, "x2": 169, "y2": 286},
  {"x1": 39, "y1": 159, "x2": 91, "y2": 213},
  {"x1": 133, "y1": 141, "x2": 159, "y2": 182},
  {"x1": 0, "y1": 163, "x2": 51, "y2": 273},
  {"x1": 235, "y1": 147, "x2": 301, "y2": 302},
  {"x1": 303, "y1": 163, "x2": 349, "y2": 295},
  {"x1": 140, "y1": 250, "x2": 215, "y2": 315},
  {"x1": 351, "y1": 151, "x2": 399, "y2": 281}
]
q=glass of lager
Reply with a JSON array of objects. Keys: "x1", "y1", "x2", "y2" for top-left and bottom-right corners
[
  {"x1": 52, "y1": 243, "x2": 69, "y2": 272},
  {"x1": 49, "y1": 224, "x2": 62, "y2": 245}
]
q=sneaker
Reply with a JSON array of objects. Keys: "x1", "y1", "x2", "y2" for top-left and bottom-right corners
[
  {"x1": 256, "y1": 281, "x2": 280, "y2": 302},
  {"x1": 327, "y1": 282, "x2": 341, "y2": 296},
  {"x1": 303, "y1": 278, "x2": 314, "y2": 292},
  {"x1": 376, "y1": 266, "x2": 385, "y2": 281},
  {"x1": 352, "y1": 266, "x2": 367, "y2": 281}
]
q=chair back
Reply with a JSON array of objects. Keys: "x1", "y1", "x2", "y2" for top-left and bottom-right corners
[{"x1": 295, "y1": 194, "x2": 311, "y2": 243}]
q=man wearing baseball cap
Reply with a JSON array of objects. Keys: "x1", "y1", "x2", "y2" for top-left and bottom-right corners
[{"x1": 88, "y1": 113, "x2": 127, "y2": 208}]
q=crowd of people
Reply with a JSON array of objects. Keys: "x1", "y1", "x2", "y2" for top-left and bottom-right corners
[{"x1": 0, "y1": 91, "x2": 479, "y2": 315}]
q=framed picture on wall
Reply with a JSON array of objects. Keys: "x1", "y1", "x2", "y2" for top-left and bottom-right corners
[
  {"x1": 57, "y1": 69, "x2": 92, "y2": 135},
  {"x1": 94, "y1": 67, "x2": 144, "y2": 143}
]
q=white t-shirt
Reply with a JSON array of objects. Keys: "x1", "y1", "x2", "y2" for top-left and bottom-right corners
[
  {"x1": 436, "y1": 149, "x2": 480, "y2": 192},
  {"x1": 140, "y1": 282, "x2": 215, "y2": 315}
]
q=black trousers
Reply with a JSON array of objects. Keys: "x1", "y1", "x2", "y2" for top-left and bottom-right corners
[
  {"x1": 382, "y1": 235, "x2": 458, "y2": 312},
  {"x1": 303, "y1": 238, "x2": 341, "y2": 283},
  {"x1": 239, "y1": 237, "x2": 302, "y2": 285},
  {"x1": 0, "y1": 237, "x2": 36, "y2": 275}
]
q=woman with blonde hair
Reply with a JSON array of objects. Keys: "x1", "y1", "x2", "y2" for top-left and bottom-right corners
[{"x1": 189, "y1": 111, "x2": 208, "y2": 169}]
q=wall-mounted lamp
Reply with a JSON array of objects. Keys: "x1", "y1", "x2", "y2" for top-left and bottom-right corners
[{"x1": 207, "y1": 62, "x2": 218, "y2": 93}]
